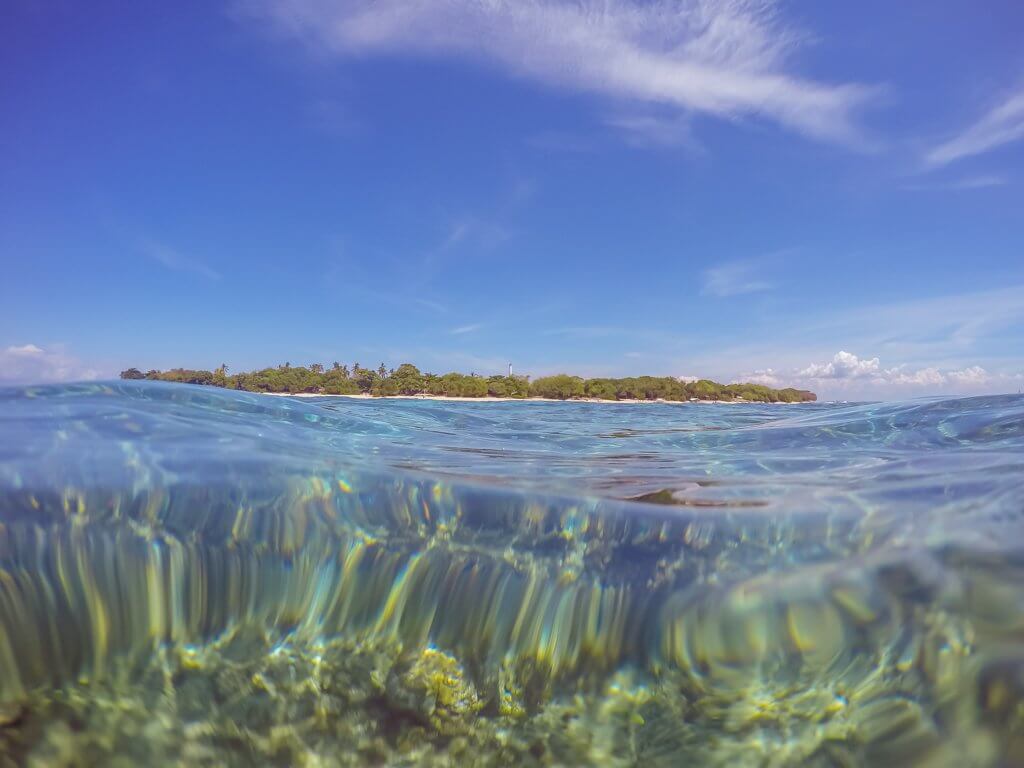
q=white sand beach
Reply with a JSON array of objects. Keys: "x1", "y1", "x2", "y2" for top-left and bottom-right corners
[{"x1": 259, "y1": 392, "x2": 797, "y2": 405}]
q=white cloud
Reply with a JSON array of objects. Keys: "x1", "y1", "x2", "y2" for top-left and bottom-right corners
[
  {"x1": 701, "y1": 259, "x2": 772, "y2": 297},
  {"x1": 796, "y1": 350, "x2": 880, "y2": 379},
  {"x1": 741, "y1": 367, "x2": 782, "y2": 387},
  {"x1": 886, "y1": 366, "x2": 947, "y2": 387},
  {"x1": 449, "y1": 323, "x2": 482, "y2": 335},
  {"x1": 738, "y1": 350, "x2": 1003, "y2": 396},
  {"x1": 7, "y1": 343, "x2": 43, "y2": 356},
  {"x1": 945, "y1": 365, "x2": 991, "y2": 385},
  {"x1": 0, "y1": 344, "x2": 103, "y2": 384},
  {"x1": 925, "y1": 86, "x2": 1024, "y2": 169},
  {"x1": 242, "y1": 0, "x2": 877, "y2": 145}
]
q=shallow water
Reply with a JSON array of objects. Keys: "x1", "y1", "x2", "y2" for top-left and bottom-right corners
[{"x1": 1, "y1": 381, "x2": 1023, "y2": 766}]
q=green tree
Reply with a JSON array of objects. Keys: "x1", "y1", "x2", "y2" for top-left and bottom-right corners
[
  {"x1": 486, "y1": 375, "x2": 531, "y2": 398},
  {"x1": 390, "y1": 363, "x2": 424, "y2": 395},
  {"x1": 353, "y1": 364, "x2": 379, "y2": 393},
  {"x1": 584, "y1": 378, "x2": 617, "y2": 400},
  {"x1": 530, "y1": 375, "x2": 585, "y2": 400},
  {"x1": 120, "y1": 361, "x2": 816, "y2": 402},
  {"x1": 322, "y1": 365, "x2": 360, "y2": 395}
]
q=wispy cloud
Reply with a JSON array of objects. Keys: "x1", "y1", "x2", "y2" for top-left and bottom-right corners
[
  {"x1": 323, "y1": 234, "x2": 452, "y2": 315},
  {"x1": 308, "y1": 97, "x2": 364, "y2": 138},
  {"x1": 241, "y1": 0, "x2": 878, "y2": 145},
  {"x1": 0, "y1": 343, "x2": 103, "y2": 384},
  {"x1": 925, "y1": 86, "x2": 1024, "y2": 169},
  {"x1": 323, "y1": 259, "x2": 451, "y2": 316},
  {"x1": 667, "y1": 282, "x2": 1024, "y2": 396},
  {"x1": 699, "y1": 283, "x2": 1024, "y2": 362},
  {"x1": 436, "y1": 218, "x2": 511, "y2": 254},
  {"x1": 449, "y1": 323, "x2": 482, "y2": 335},
  {"x1": 902, "y1": 174, "x2": 1008, "y2": 192},
  {"x1": 543, "y1": 326, "x2": 626, "y2": 339},
  {"x1": 322, "y1": 177, "x2": 525, "y2": 316},
  {"x1": 817, "y1": 284, "x2": 1024, "y2": 358},
  {"x1": 525, "y1": 131, "x2": 600, "y2": 153},
  {"x1": 604, "y1": 113, "x2": 698, "y2": 150},
  {"x1": 415, "y1": 297, "x2": 449, "y2": 314},
  {"x1": 701, "y1": 259, "x2": 773, "y2": 297},
  {"x1": 140, "y1": 238, "x2": 221, "y2": 280}
]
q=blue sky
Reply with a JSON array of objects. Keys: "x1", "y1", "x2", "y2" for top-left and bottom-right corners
[{"x1": 2, "y1": 0, "x2": 1023, "y2": 399}]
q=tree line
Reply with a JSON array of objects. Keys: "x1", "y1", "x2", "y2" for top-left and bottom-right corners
[{"x1": 120, "y1": 362, "x2": 816, "y2": 402}]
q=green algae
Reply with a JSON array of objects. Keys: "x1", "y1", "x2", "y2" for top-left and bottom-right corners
[
  {"x1": 0, "y1": 617, "x2": 1006, "y2": 767},
  {"x1": 1, "y1": 466, "x2": 1022, "y2": 765}
]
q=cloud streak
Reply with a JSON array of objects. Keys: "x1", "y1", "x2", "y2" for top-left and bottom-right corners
[
  {"x1": 701, "y1": 259, "x2": 772, "y2": 297},
  {"x1": 925, "y1": 86, "x2": 1024, "y2": 168},
  {"x1": 242, "y1": 0, "x2": 877, "y2": 145},
  {"x1": 604, "y1": 112, "x2": 698, "y2": 149},
  {"x1": 902, "y1": 175, "x2": 1007, "y2": 192},
  {"x1": 821, "y1": 285, "x2": 1024, "y2": 359},
  {"x1": 436, "y1": 218, "x2": 511, "y2": 254},
  {"x1": 140, "y1": 238, "x2": 221, "y2": 281}
]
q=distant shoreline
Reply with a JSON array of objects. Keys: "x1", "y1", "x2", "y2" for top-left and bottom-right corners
[
  {"x1": 121, "y1": 363, "x2": 817, "y2": 403},
  {"x1": 259, "y1": 392, "x2": 804, "y2": 405}
]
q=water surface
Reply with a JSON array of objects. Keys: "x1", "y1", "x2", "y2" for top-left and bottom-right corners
[{"x1": 1, "y1": 382, "x2": 1023, "y2": 766}]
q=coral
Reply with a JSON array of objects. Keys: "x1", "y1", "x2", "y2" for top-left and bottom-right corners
[{"x1": 394, "y1": 647, "x2": 483, "y2": 734}]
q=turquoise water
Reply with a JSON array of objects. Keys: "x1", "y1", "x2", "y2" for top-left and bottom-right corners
[{"x1": 1, "y1": 381, "x2": 1023, "y2": 766}]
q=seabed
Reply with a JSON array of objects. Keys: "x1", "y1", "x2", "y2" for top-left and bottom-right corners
[{"x1": 0, "y1": 468, "x2": 1022, "y2": 766}]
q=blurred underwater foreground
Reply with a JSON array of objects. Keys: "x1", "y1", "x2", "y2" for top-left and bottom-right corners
[{"x1": 1, "y1": 382, "x2": 1024, "y2": 766}]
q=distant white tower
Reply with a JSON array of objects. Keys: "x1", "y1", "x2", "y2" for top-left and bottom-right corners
[{"x1": 508, "y1": 362, "x2": 513, "y2": 377}]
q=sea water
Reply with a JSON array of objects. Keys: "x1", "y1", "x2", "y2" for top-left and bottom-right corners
[{"x1": 0, "y1": 381, "x2": 1023, "y2": 766}]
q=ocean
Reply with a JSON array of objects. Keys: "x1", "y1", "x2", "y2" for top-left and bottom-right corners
[{"x1": 1, "y1": 381, "x2": 1023, "y2": 766}]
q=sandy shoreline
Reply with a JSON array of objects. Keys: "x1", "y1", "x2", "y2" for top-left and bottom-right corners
[{"x1": 259, "y1": 392, "x2": 801, "y2": 405}]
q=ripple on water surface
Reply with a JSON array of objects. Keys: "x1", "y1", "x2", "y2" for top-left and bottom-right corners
[{"x1": 1, "y1": 382, "x2": 1024, "y2": 766}]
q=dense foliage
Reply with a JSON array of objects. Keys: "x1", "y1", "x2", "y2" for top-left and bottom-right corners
[{"x1": 121, "y1": 363, "x2": 816, "y2": 402}]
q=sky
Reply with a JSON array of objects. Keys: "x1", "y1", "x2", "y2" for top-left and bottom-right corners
[{"x1": 2, "y1": 0, "x2": 1024, "y2": 400}]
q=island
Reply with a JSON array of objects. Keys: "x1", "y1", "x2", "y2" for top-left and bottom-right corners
[{"x1": 120, "y1": 363, "x2": 816, "y2": 403}]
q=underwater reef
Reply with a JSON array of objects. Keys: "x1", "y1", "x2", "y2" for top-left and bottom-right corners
[
  {"x1": 1, "y1": 468, "x2": 1022, "y2": 766},
  {"x1": 3, "y1": 383, "x2": 1024, "y2": 766}
]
